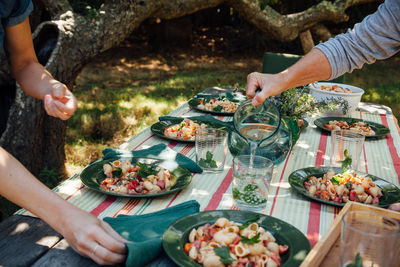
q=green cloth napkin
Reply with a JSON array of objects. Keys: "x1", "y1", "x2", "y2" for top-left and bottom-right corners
[
  {"x1": 194, "y1": 91, "x2": 246, "y2": 102},
  {"x1": 101, "y1": 143, "x2": 203, "y2": 173},
  {"x1": 103, "y1": 200, "x2": 200, "y2": 267},
  {"x1": 159, "y1": 114, "x2": 232, "y2": 129}
]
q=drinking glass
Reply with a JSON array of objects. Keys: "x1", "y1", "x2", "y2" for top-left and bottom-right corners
[
  {"x1": 340, "y1": 210, "x2": 400, "y2": 267},
  {"x1": 195, "y1": 128, "x2": 228, "y2": 172},
  {"x1": 232, "y1": 155, "x2": 274, "y2": 211},
  {"x1": 330, "y1": 130, "x2": 365, "y2": 170}
]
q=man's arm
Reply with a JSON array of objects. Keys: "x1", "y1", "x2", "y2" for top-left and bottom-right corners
[
  {"x1": 246, "y1": 48, "x2": 331, "y2": 106},
  {"x1": 4, "y1": 18, "x2": 76, "y2": 120}
]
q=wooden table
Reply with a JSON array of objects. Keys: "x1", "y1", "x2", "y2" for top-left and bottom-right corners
[{"x1": 1, "y1": 88, "x2": 399, "y2": 267}]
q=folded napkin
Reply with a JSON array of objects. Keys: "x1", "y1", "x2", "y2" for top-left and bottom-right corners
[
  {"x1": 159, "y1": 114, "x2": 232, "y2": 129},
  {"x1": 104, "y1": 200, "x2": 200, "y2": 267},
  {"x1": 101, "y1": 143, "x2": 203, "y2": 173}
]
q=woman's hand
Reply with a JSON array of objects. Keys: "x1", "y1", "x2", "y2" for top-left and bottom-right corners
[
  {"x1": 59, "y1": 207, "x2": 127, "y2": 265},
  {"x1": 44, "y1": 83, "x2": 77, "y2": 120}
]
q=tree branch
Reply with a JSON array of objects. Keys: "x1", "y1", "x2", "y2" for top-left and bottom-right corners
[
  {"x1": 230, "y1": 0, "x2": 381, "y2": 42},
  {"x1": 38, "y1": 0, "x2": 71, "y2": 17}
]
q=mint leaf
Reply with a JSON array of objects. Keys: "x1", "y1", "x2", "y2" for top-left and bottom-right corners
[
  {"x1": 206, "y1": 151, "x2": 213, "y2": 161},
  {"x1": 210, "y1": 160, "x2": 218, "y2": 168},
  {"x1": 239, "y1": 215, "x2": 260, "y2": 230},
  {"x1": 213, "y1": 105, "x2": 223, "y2": 112},
  {"x1": 198, "y1": 158, "x2": 208, "y2": 168},
  {"x1": 330, "y1": 175, "x2": 341, "y2": 185},
  {"x1": 213, "y1": 246, "x2": 235, "y2": 263},
  {"x1": 112, "y1": 168, "x2": 123, "y2": 178},
  {"x1": 347, "y1": 253, "x2": 363, "y2": 267},
  {"x1": 199, "y1": 152, "x2": 218, "y2": 169},
  {"x1": 244, "y1": 184, "x2": 258, "y2": 192},
  {"x1": 241, "y1": 233, "x2": 261, "y2": 244},
  {"x1": 341, "y1": 149, "x2": 352, "y2": 173},
  {"x1": 136, "y1": 162, "x2": 158, "y2": 177}
]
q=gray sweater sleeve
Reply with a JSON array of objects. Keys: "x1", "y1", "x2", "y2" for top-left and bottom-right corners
[{"x1": 315, "y1": 0, "x2": 400, "y2": 79}]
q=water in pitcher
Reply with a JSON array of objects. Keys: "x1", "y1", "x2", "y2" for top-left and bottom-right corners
[{"x1": 239, "y1": 123, "x2": 277, "y2": 168}]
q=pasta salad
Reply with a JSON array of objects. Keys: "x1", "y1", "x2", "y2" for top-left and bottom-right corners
[
  {"x1": 319, "y1": 84, "x2": 354, "y2": 93},
  {"x1": 101, "y1": 160, "x2": 174, "y2": 194},
  {"x1": 303, "y1": 171, "x2": 382, "y2": 205},
  {"x1": 324, "y1": 120, "x2": 375, "y2": 136},
  {"x1": 197, "y1": 96, "x2": 238, "y2": 113},
  {"x1": 184, "y1": 217, "x2": 288, "y2": 267},
  {"x1": 164, "y1": 119, "x2": 207, "y2": 141}
]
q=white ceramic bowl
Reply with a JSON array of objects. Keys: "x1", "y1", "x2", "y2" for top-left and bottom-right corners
[{"x1": 309, "y1": 82, "x2": 364, "y2": 115}]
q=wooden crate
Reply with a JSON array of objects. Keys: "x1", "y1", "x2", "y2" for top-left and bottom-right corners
[{"x1": 301, "y1": 202, "x2": 400, "y2": 267}]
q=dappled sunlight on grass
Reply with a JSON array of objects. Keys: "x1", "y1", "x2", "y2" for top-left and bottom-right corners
[{"x1": 344, "y1": 56, "x2": 400, "y2": 119}]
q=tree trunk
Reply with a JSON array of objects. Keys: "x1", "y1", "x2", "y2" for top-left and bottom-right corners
[
  {"x1": 299, "y1": 30, "x2": 315, "y2": 54},
  {"x1": 0, "y1": 0, "x2": 381, "y2": 177}
]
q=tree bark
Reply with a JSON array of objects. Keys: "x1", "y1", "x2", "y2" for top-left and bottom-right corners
[
  {"x1": 0, "y1": 0, "x2": 381, "y2": 177},
  {"x1": 299, "y1": 30, "x2": 315, "y2": 54}
]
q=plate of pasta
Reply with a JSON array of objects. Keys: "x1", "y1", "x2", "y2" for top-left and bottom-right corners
[
  {"x1": 314, "y1": 117, "x2": 390, "y2": 138},
  {"x1": 80, "y1": 157, "x2": 192, "y2": 197},
  {"x1": 151, "y1": 117, "x2": 229, "y2": 143},
  {"x1": 162, "y1": 210, "x2": 310, "y2": 267},
  {"x1": 288, "y1": 167, "x2": 400, "y2": 207},
  {"x1": 188, "y1": 93, "x2": 245, "y2": 116}
]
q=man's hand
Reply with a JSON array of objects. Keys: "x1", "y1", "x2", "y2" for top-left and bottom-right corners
[
  {"x1": 246, "y1": 72, "x2": 286, "y2": 106},
  {"x1": 44, "y1": 83, "x2": 77, "y2": 120}
]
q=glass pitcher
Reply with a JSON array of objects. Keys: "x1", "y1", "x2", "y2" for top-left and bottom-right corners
[{"x1": 228, "y1": 100, "x2": 292, "y2": 165}]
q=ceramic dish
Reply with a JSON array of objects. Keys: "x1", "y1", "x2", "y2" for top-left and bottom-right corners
[
  {"x1": 151, "y1": 117, "x2": 229, "y2": 143},
  {"x1": 80, "y1": 157, "x2": 192, "y2": 197},
  {"x1": 162, "y1": 209, "x2": 311, "y2": 267},
  {"x1": 188, "y1": 93, "x2": 246, "y2": 116},
  {"x1": 288, "y1": 166, "x2": 400, "y2": 208},
  {"x1": 309, "y1": 82, "x2": 364, "y2": 114},
  {"x1": 314, "y1": 117, "x2": 390, "y2": 138}
]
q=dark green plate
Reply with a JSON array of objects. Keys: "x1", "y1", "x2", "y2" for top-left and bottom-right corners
[
  {"x1": 162, "y1": 210, "x2": 311, "y2": 267},
  {"x1": 151, "y1": 118, "x2": 228, "y2": 143},
  {"x1": 314, "y1": 117, "x2": 390, "y2": 138},
  {"x1": 188, "y1": 93, "x2": 245, "y2": 116},
  {"x1": 288, "y1": 166, "x2": 400, "y2": 207},
  {"x1": 80, "y1": 157, "x2": 192, "y2": 197}
]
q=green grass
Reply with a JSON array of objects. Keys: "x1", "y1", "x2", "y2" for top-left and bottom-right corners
[
  {"x1": 66, "y1": 56, "x2": 259, "y2": 172},
  {"x1": 344, "y1": 56, "x2": 400, "y2": 119}
]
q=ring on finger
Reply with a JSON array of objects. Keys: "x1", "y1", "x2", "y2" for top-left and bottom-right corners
[{"x1": 91, "y1": 243, "x2": 100, "y2": 255}]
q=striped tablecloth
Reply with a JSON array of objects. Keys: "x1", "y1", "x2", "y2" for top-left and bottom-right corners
[{"x1": 17, "y1": 102, "x2": 400, "y2": 248}]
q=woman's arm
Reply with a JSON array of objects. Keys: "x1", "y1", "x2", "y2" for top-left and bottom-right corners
[
  {"x1": 0, "y1": 147, "x2": 127, "y2": 265},
  {"x1": 4, "y1": 18, "x2": 76, "y2": 120}
]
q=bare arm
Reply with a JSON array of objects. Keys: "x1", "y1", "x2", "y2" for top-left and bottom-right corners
[
  {"x1": 0, "y1": 147, "x2": 127, "y2": 265},
  {"x1": 4, "y1": 18, "x2": 76, "y2": 120},
  {"x1": 246, "y1": 48, "x2": 331, "y2": 106}
]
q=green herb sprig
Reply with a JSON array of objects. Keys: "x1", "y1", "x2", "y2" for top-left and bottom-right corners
[
  {"x1": 198, "y1": 151, "x2": 218, "y2": 168},
  {"x1": 341, "y1": 149, "x2": 352, "y2": 173},
  {"x1": 239, "y1": 215, "x2": 261, "y2": 230},
  {"x1": 270, "y1": 86, "x2": 348, "y2": 120},
  {"x1": 213, "y1": 246, "x2": 235, "y2": 263},
  {"x1": 136, "y1": 162, "x2": 158, "y2": 177},
  {"x1": 240, "y1": 233, "x2": 261, "y2": 244},
  {"x1": 112, "y1": 168, "x2": 123, "y2": 178},
  {"x1": 347, "y1": 253, "x2": 363, "y2": 267}
]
